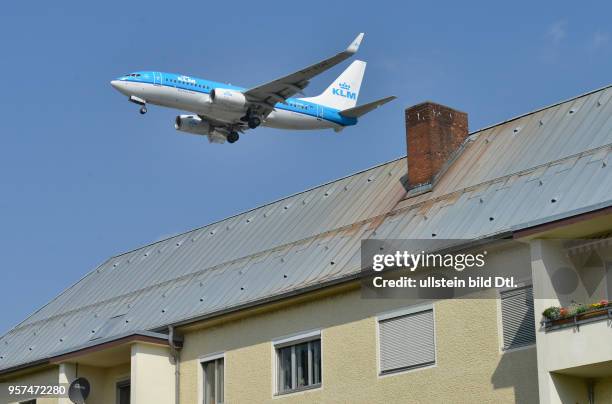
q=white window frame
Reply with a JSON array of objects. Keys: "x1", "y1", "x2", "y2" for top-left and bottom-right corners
[
  {"x1": 496, "y1": 281, "x2": 536, "y2": 353},
  {"x1": 376, "y1": 303, "x2": 437, "y2": 377},
  {"x1": 198, "y1": 352, "x2": 225, "y2": 404},
  {"x1": 272, "y1": 329, "x2": 322, "y2": 396}
]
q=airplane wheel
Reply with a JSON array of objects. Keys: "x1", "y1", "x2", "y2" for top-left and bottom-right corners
[
  {"x1": 139, "y1": 106, "x2": 147, "y2": 114},
  {"x1": 248, "y1": 117, "x2": 261, "y2": 129},
  {"x1": 227, "y1": 132, "x2": 239, "y2": 143}
]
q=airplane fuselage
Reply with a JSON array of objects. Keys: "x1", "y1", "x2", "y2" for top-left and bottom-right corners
[{"x1": 111, "y1": 71, "x2": 357, "y2": 131}]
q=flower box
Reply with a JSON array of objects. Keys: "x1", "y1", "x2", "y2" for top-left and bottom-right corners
[{"x1": 542, "y1": 306, "x2": 611, "y2": 330}]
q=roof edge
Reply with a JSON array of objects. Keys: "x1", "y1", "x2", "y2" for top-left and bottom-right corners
[
  {"x1": 0, "y1": 330, "x2": 176, "y2": 377},
  {"x1": 468, "y1": 83, "x2": 612, "y2": 136}
]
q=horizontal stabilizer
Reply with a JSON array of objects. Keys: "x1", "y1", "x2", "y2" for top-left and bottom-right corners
[{"x1": 339, "y1": 96, "x2": 396, "y2": 118}]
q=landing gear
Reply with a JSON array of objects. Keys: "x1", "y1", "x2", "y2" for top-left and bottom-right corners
[
  {"x1": 129, "y1": 95, "x2": 148, "y2": 115},
  {"x1": 248, "y1": 117, "x2": 261, "y2": 129},
  {"x1": 227, "y1": 132, "x2": 239, "y2": 143},
  {"x1": 241, "y1": 108, "x2": 262, "y2": 129}
]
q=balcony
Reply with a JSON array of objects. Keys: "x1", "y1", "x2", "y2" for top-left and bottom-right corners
[{"x1": 530, "y1": 239, "x2": 612, "y2": 403}]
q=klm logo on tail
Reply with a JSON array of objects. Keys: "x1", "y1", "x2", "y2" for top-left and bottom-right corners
[{"x1": 332, "y1": 82, "x2": 357, "y2": 100}]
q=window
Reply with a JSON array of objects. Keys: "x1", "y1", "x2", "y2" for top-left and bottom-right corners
[
  {"x1": 274, "y1": 331, "x2": 321, "y2": 394},
  {"x1": 20, "y1": 400, "x2": 36, "y2": 404},
  {"x1": 202, "y1": 355, "x2": 224, "y2": 404},
  {"x1": 378, "y1": 306, "x2": 435, "y2": 374},
  {"x1": 500, "y1": 285, "x2": 535, "y2": 350},
  {"x1": 116, "y1": 380, "x2": 130, "y2": 404}
]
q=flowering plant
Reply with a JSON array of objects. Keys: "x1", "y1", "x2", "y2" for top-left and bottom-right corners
[
  {"x1": 589, "y1": 299, "x2": 609, "y2": 309},
  {"x1": 542, "y1": 299, "x2": 610, "y2": 320}
]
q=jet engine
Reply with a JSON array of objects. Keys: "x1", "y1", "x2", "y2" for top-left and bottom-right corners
[
  {"x1": 209, "y1": 88, "x2": 247, "y2": 110},
  {"x1": 174, "y1": 115, "x2": 211, "y2": 136}
]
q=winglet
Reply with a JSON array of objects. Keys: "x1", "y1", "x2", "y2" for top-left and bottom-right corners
[{"x1": 346, "y1": 33, "x2": 365, "y2": 54}]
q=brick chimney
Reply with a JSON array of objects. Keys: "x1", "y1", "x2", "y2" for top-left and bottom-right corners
[{"x1": 405, "y1": 102, "x2": 468, "y2": 189}]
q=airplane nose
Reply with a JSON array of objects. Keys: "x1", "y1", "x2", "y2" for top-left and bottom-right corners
[{"x1": 110, "y1": 80, "x2": 130, "y2": 95}]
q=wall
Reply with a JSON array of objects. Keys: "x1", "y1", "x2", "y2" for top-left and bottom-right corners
[
  {"x1": 0, "y1": 366, "x2": 59, "y2": 404},
  {"x1": 549, "y1": 373, "x2": 588, "y2": 404},
  {"x1": 546, "y1": 374, "x2": 612, "y2": 404},
  {"x1": 594, "y1": 377, "x2": 612, "y2": 404},
  {"x1": 0, "y1": 361, "x2": 130, "y2": 404},
  {"x1": 131, "y1": 343, "x2": 175, "y2": 404},
  {"x1": 77, "y1": 362, "x2": 130, "y2": 404},
  {"x1": 100, "y1": 363, "x2": 131, "y2": 404},
  {"x1": 179, "y1": 287, "x2": 538, "y2": 404}
]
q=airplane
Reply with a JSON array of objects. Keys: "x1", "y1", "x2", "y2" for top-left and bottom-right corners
[{"x1": 110, "y1": 33, "x2": 396, "y2": 144}]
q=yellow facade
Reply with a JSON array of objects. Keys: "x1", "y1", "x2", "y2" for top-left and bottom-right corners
[
  {"x1": 4, "y1": 279, "x2": 612, "y2": 404},
  {"x1": 0, "y1": 362, "x2": 130, "y2": 404},
  {"x1": 75, "y1": 363, "x2": 130, "y2": 404},
  {"x1": 1, "y1": 367, "x2": 58, "y2": 404},
  {"x1": 595, "y1": 378, "x2": 612, "y2": 404},
  {"x1": 179, "y1": 288, "x2": 538, "y2": 404}
]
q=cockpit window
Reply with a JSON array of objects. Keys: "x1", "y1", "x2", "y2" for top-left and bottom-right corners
[{"x1": 127, "y1": 73, "x2": 141, "y2": 77}]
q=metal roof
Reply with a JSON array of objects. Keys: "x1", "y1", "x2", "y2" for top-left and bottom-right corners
[{"x1": 1, "y1": 85, "x2": 612, "y2": 373}]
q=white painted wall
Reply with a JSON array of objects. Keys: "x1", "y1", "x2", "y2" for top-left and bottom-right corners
[
  {"x1": 130, "y1": 343, "x2": 175, "y2": 404},
  {"x1": 58, "y1": 362, "x2": 76, "y2": 404}
]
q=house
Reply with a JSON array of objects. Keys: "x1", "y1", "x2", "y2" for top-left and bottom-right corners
[{"x1": 1, "y1": 85, "x2": 612, "y2": 404}]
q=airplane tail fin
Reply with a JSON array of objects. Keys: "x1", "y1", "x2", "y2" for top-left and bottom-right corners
[{"x1": 301, "y1": 60, "x2": 366, "y2": 110}]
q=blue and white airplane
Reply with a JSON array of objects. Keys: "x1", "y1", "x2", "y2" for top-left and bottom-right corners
[{"x1": 110, "y1": 33, "x2": 395, "y2": 144}]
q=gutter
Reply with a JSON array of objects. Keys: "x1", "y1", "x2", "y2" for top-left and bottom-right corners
[
  {"x1": 0, "y1": 358, "x2": 50, "y2": 379},
  {"x1": 49, "y1": 331, "x2": 173, "y2": 363},
  {"x1": 512, "y1": 203, "x2": 612, "y2": 238}
]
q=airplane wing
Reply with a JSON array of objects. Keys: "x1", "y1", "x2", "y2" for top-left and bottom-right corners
[
  {"x1": 244, "y1": 33, "x2": 364, "y2": 113},
  {"x1": 197, "y1": 114, "x2": 248, "y2": 141}
]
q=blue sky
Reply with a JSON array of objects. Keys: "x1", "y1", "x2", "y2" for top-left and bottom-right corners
[{"x1": 1, "y1": 1, "x2": 611, "y2": 334}]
